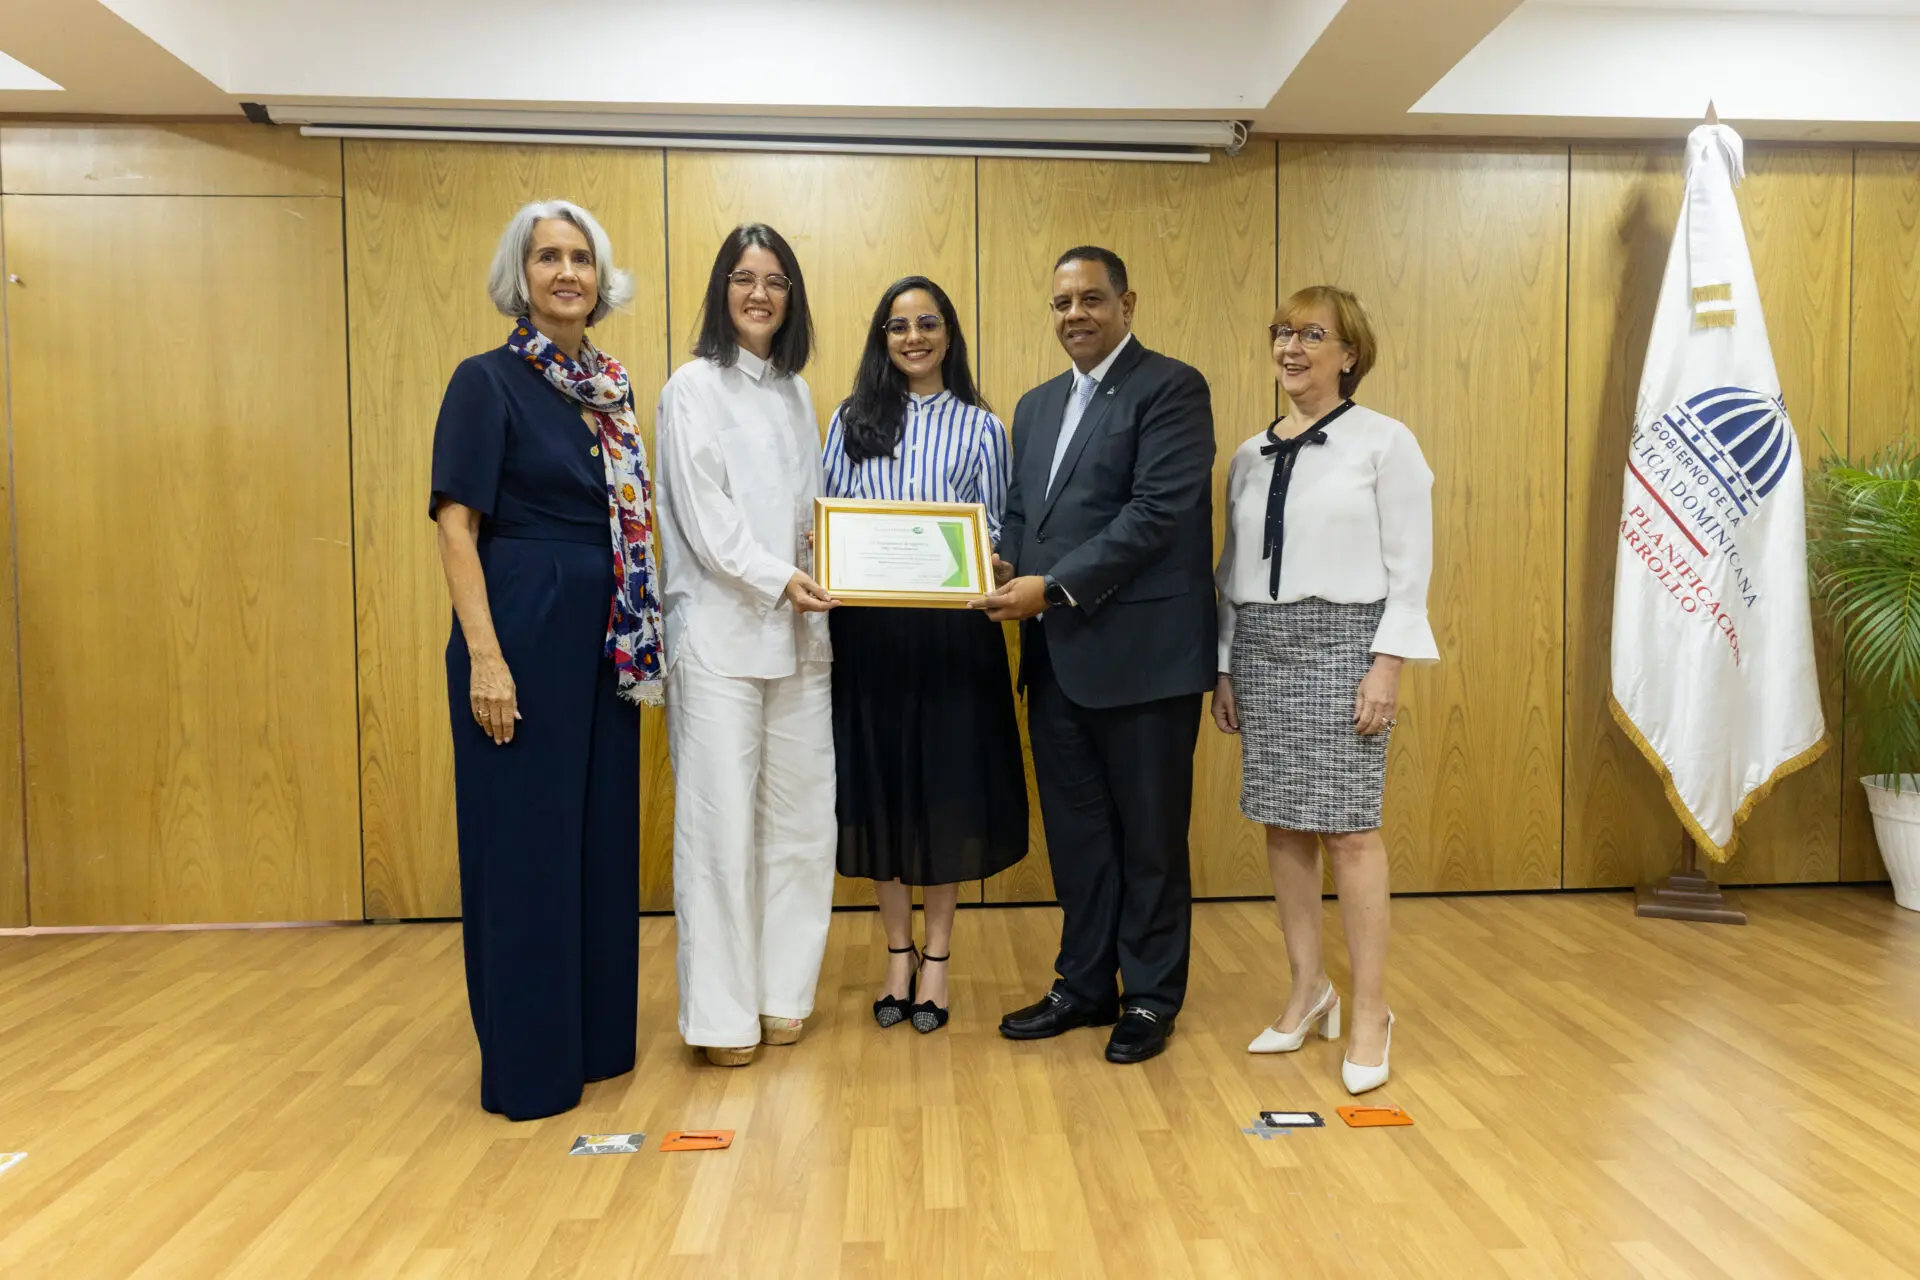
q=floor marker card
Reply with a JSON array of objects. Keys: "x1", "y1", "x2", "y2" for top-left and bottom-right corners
[
  {"x1": 569, "y1": 1133, "x2": 645, "y2": 1155},
  {"x1": 661, "y1": 1130, "x2": 733, "y2": 1152},
  {"x1": 0, "y1": 1152, "x2": 24, "y2": 1178},
  {"x1": 1337, "y1": 1105, "x2": 1413, "y2": 1128}
]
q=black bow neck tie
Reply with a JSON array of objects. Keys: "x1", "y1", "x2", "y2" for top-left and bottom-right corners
[{"x1": 1259, "y1": 400, "x2": 1356, "y2": 599}]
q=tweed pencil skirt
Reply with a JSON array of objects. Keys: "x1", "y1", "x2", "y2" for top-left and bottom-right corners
[{"x1": 1229, "y1": 598, "x2": 1391, "y2": 833}]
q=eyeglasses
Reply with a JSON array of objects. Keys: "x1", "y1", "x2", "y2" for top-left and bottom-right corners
[
  {"x1": 884, "y1": 314, "x2": 945, "y2": 338},
  {"x1": 1269, "y1": 323, "x2": 1343, "y2": 348},
  {"x1": 727, "y1": 270, "x2": 792, "y2": 296}
]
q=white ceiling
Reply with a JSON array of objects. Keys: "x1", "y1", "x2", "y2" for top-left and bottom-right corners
[
  {"x1": 16, "y1": 0, "x2": 1348, "y2": 115},
  {"x1": 0, "y1": 50, "x2": 60, "y2": 92},
  {"x1": 2, "y1": 0, "x2": 1917, "y2": 141},
  {"x1": 1540, "y1": 0, "x2": 1920, "y2": 13},
  {"x1": 1417, "y1": 2, "x2": 1920, "y2": 133}
]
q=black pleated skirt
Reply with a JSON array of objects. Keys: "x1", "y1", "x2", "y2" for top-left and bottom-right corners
[{"x1": 830, "y1": 605, "x2": 1029, "y2": 885}]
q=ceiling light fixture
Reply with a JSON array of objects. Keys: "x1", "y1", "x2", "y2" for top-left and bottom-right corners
[{"x1": 257, "y1": 103, "x2": 1247, "y2": 164}]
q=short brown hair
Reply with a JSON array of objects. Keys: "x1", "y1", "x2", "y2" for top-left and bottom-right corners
[{"x1": 1272, "y1": 285, "x2": 1376, "y2": 400}]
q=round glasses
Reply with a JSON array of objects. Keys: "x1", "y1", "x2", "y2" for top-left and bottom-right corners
[
  {"x1": 884, "y1": 315, "x2": 945, "y2": 338},
  {"x1": 1269, "y1": 323, "x2": 1343, "y2": 348},
  {"x1": 727, "y1": 270, "x2": 792, "y2": 296}
]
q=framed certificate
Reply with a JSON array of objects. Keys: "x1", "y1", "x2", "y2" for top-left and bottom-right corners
[{"x1": 813, "y1": 497, "x2": 995, "y2": 608}]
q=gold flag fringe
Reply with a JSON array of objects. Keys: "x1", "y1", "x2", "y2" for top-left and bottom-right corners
[
  {"x1": 1608, "y1": 693, "x2": 1830, "y2": 862},
  {"x1": 1691, "y1": 283, "x2": 1733, "y2": 303},
  {"x1": 1695, "y1": 309, "x2": 1737, "y2": 329}
]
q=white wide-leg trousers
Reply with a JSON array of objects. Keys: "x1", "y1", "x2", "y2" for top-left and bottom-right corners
[{"x1": 666, "y1": 652, "x2": 837, "y2": 1048}]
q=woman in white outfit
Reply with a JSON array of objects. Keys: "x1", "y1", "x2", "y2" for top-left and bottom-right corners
[
  {"x1": 1212, "y1": 285, "x2": 1438, "y2": 1095},
  {"x1": 655, "y1": 223, "x2": 839, "y2": 1067}
]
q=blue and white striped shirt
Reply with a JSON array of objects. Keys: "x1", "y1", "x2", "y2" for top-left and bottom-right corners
[{"x1": 822, "y1": 391, "x2": 1012, "y2": 541}]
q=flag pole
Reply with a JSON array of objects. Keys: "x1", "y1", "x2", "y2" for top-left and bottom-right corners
[{"x1": 1635, "y1": 834, "x2": 1748, "y2": 924}]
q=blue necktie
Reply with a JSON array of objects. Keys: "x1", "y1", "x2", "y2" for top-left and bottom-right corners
[{"x1": 1047, "y1": 373, "x2": 1099, "y2": 496}]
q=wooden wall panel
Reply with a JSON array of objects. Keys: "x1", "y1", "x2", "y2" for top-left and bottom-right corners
[
  {"x1": 8, "y1": 124, "x2": 1898, "y2": 926},
  {"x1": 1734, "y1": 151, "x2": 1852, "y2": 884},
  {"x1": 1845, "y1": 148, "x2": 1920, "y2": 883},
  {"x1": 663, "y1": 152, "x2": 979, "y2": 908},
  {"x1": 1276, "y1": 143, "x2": 1567, "y2": 893},
  {"x1": 346, "y1": 141, "x2": 668, "y2": 918},
  {"x1": 7, "y1": 194, "x2": 361, "y2": 924},
  {"x1": 977, "y1": 148, "x2": 1278, "y2": 901},
  {"x1": 0, "y1": 125, "x2": 340, "y2": 197},
  {"x1": 1565, "y1": 145, "x2": 1851, "y2": 888},
  {"x1": 0, "y1": 203, "x2": 23, "y2": 927}
]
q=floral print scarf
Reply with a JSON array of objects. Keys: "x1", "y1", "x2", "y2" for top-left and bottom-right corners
[{"x1": 508, "y1": 320, "x2": 665, "y2": 706}]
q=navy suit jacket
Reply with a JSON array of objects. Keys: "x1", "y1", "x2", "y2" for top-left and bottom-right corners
[{"x1": 998, "y1": 338, "x2": 1217, "y2": 709}]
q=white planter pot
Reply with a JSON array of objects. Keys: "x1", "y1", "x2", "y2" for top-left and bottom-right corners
[{"x1": 1862, "y1": 775, "x2": 1920, "y2": 911}]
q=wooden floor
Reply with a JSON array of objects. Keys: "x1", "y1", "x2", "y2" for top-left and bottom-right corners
[{"x1": 2, "y1": 890, "x2": 1918, "y2": 1278}]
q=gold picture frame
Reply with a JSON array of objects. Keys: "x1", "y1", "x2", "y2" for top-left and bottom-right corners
[{"x1": 813, "y1": 497, "x2": 995, "y2": 608}]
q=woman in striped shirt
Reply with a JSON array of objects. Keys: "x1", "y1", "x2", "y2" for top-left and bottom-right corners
[{"x1": 823, "y1": 275, "x2": 1029, "y2": 1034}]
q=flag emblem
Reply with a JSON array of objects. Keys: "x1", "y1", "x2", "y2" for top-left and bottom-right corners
[{"x1": 1683, "y1": 386, "x2": 1795, "y2": 503}]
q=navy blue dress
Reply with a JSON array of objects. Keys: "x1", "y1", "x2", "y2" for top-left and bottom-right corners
[{"x1": 430, "y1": 345, "x2": 640, "y2": 1121}]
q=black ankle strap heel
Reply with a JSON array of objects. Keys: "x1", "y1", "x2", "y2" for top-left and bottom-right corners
[
  {"x1": 910, "y1": 954, "x2": 950, "y2": 1034},
  {"x1": 872, "y1": 943, "x2": 920, "y2": 1029}
]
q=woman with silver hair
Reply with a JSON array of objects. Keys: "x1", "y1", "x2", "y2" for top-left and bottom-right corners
[{"x1": 429, "y1": 199, "x2": 663, "y2": 1119}]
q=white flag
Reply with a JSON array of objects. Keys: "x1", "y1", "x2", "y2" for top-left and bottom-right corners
[{"x1": 1610, "y1": 123, "x2": 1828, "y2": 861}]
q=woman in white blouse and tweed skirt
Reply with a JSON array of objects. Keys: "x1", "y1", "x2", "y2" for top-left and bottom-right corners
[{"x1": 1212, "y1": 285, "x2": 1438, "y2": 1095}]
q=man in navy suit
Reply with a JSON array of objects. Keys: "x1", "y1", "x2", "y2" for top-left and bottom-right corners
[{"x1": 976, "y1": 246, "x2": 1215, "y2": 1064}]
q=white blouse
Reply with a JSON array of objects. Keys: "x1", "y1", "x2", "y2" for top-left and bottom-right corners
[
  {"x1": 821, "y1": 391, "x2": 1011, "y2": 541},
  {"x1": 1215, "y1": 403, "x2": 1439, "y2": 669},
  {"x1": 654, "y1": 347, "x2": 830, "y2": 680}
]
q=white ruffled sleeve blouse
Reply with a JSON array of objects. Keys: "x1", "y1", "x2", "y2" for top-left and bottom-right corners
[{"x1": 1215, "y1": 403, "x2": 1440, "y2": 671}]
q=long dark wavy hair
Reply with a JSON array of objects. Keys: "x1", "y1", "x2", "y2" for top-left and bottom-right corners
[
  {"x1": 692, "y1": 222, "x2": 814, "y2": 376},
  {"x1": 838, "y1": 276, "x2": 987, "y2": 463}
]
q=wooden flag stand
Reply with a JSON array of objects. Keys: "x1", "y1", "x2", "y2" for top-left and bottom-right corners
[{"x1": 1634, "y1": 834, "x2": 1747, "y2": 925}]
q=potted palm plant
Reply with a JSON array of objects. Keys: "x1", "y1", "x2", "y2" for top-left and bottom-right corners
[{"x1": 1808, "y1": 440, "x2": 1920, "y2": 909}]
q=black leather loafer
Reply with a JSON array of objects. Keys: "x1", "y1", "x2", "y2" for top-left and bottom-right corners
[
  {"x1": 998, "y1": 990, "x2": 1120, "y2": 1040},
  {"x1": 1104, "y1": 1006, "x2": 1175, "y2": 1063}
]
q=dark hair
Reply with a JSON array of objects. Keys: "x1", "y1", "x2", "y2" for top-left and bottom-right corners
[
  {"x1": 839, "y1": 276, "x2": 986, "y2": 463},
  {"x1": 1054, "y1": 245, "x2": 1129, "y2": 296},
  {"x1": 693, "y1": 222, "x2": 814, "y2": 375}
]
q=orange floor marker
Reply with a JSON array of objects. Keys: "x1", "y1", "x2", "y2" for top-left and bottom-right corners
[
  {"x1": 660, "y1": 1130, "x2": 734, "y2": 1151},
  {"x1": 1336, "y1": 1105, "x2": 1412, "y2": 1128}
]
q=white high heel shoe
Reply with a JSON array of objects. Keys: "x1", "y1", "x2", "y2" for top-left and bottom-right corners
[
  {"x1": 1341, "y1": 1011, "x2": 1394, "y2": 1095},
  {"x1": 1247, "y1": 983, "x2": 1340, "y2": 1054}
]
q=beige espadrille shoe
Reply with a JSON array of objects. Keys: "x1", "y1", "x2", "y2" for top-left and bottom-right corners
[{"x1": 759, "y1": 1015, "x2": 805, "y2": 1046}]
